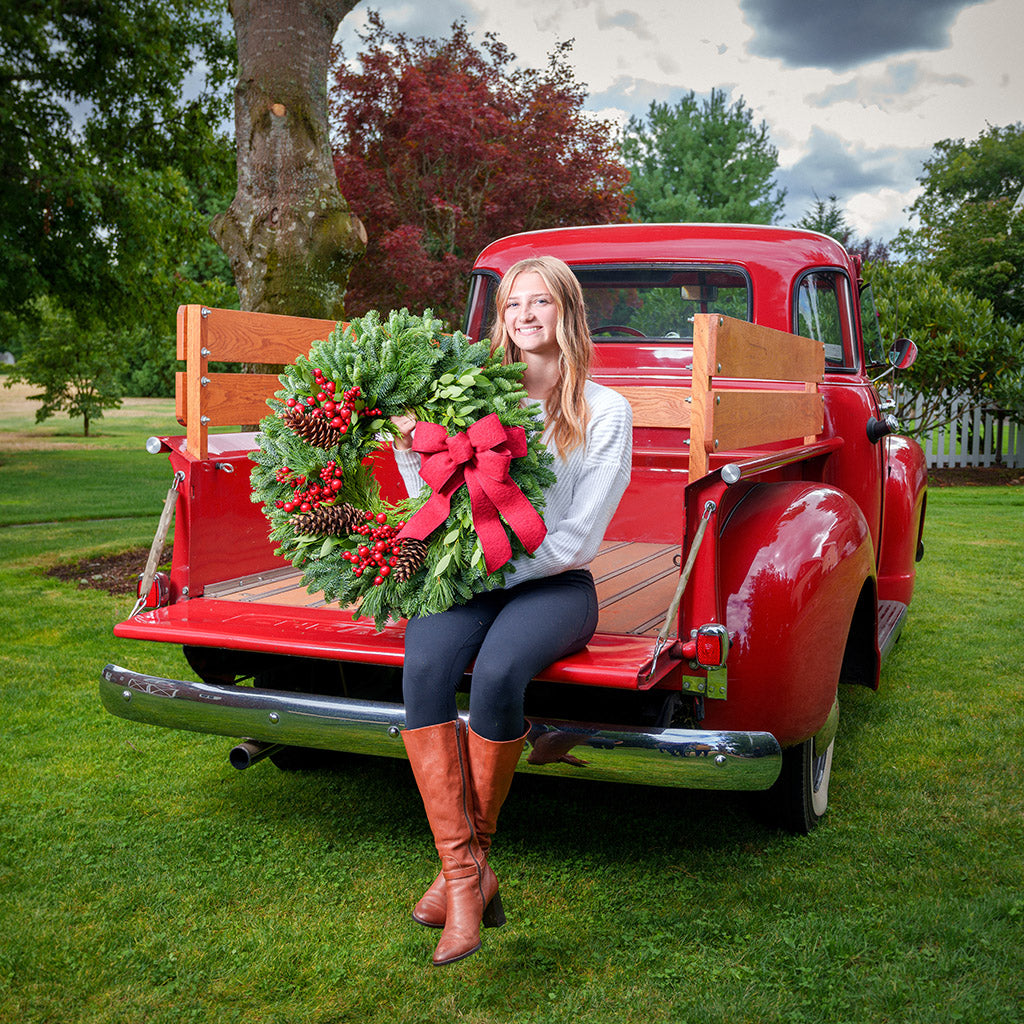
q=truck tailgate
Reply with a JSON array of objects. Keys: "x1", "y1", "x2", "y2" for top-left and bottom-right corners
[{"x1": 115, "y1": 540, "x2": 683, "y2": 689}]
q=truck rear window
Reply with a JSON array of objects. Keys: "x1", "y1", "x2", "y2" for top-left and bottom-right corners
[
  {"x1": 465, "y1": 265, "x2": 751, "y2": 345},
  {"x1": 577, "y1": 266, "x2": 750, "y2": 343}
]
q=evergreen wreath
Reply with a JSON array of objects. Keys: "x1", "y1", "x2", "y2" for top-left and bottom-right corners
[{"x1": 250, "y1": 309, "x2": 555, "y2": 628}]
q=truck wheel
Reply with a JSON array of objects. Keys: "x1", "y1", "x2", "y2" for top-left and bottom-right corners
[{"x1": 765, "y1": 736, "x2": 833, "y2": 834}]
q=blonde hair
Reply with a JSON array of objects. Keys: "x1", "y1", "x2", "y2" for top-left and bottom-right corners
[{"x1": 489, "y1": 256, "x2": 594, "y2": 457}]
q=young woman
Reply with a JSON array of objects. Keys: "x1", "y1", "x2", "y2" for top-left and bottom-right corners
[{"x1": 391, "y1": 256, "x2": 633, "y2": 965}]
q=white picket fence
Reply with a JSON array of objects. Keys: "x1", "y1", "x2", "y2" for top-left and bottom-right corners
[{"x1": 904, "y1": 392, "x2": 1024, "y2": 469}]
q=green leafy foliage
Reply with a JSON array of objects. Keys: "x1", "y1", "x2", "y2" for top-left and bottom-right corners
[
  {"x1": 250, "y1": 310, "x2": 554, "y2": 625},
  {"x1": 330, "y1": 15, "x2": 630, "y2": 327},
  {"x1": 622, "y1": 89, "x2": 787, "y2": 224},
  {"x1": 895, "y1": 123, "x2": 1024, "y2": 322},
  {"x1": 1, "y1": 0, "x2": 237, "y2": 370},
  {"x1": 864, "y1": 261, "x2": 1024, "y2": 429}
]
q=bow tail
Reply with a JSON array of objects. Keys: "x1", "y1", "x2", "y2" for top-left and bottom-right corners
[
  {"x1": 466, "y1": 481, "x2": 512, "y2": 575},
  {"x1": 467, "y1": 471, "x2": 547, "y2": 574},
  {"x1": 397, "y1": 473, "x2": 461, "y2": 543}
]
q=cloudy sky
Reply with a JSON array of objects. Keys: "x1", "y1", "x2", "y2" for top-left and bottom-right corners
[{"x1": 336, "y1": 0, "x2": 1022, "y2": 243}]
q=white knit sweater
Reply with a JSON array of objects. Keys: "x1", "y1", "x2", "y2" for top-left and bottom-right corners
[{"x1": 395, "y1": 379, "x2": 633, "y2": 587}]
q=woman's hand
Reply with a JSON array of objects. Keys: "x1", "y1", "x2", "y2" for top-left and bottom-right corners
[{"x1": 390, "y1": 413, "x2": 416, "y2": 451}]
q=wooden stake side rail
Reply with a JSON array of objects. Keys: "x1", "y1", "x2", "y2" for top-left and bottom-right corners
[
  {"x1": 175, "y1": 305, "x2": 338, "y2": 460},
  {"x1": 174, "y1": 305, "x2": 825, "y2": 478},
  {"x1": 688, "y1": 314, "x2": 825, "y2": 480},
  {"x1": 201, "y1": 541, "x2": 680, "y2": 637}
]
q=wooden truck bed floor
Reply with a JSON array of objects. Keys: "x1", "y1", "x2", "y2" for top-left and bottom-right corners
[{"x1": 203, "y1": 540, "x2": 681, "y2": 637}]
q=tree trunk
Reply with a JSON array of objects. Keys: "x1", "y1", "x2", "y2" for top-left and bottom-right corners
[{"x1": 212, "y1": 0, "x2": 365, "y2": 320}]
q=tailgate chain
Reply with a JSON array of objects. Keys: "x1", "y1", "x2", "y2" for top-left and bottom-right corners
[
  {"x1": 129, "y1": 470, "x2": 184, "y2": 618},
  {"x1": 640, "y1": 500, "x2": 716, "y2": 682}
]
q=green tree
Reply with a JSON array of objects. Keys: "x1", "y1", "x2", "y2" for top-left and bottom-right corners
[
  {"x1": 795, "y1": 193, "x2": 890, "y2": 263},
  {"x1": 4, "y1": 297, "x2": 123, "y2": 436},
  {"x1": 622, "y1": 89, "x2": 786, "y2": 224},
  {"x1": 864, "y1": 260, "x2": 1024, "y2": 431},
  {"x1": 1, "y1": 0, "x2": 238, "y2": 343},
  {"x1": 895, "y1": 123, "x2": 1024, "y2": 322},
  {"x1": 797, "y1": 193, "x2": 854, "y2": 244}
]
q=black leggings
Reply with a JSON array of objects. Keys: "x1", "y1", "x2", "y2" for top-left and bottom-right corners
[{"x1": 402, "y1": 569, "x2": 599, "y2": 741}]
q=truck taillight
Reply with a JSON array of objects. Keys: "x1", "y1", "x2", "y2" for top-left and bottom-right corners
[
  {"x1": 137, "y1": 572, "x2": 170, "y2": 610},
  {"x1": 695, "y1": 623, "x2": 729, "y2": 669}
]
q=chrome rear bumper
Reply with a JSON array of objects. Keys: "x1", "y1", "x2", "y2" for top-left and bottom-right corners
[{"x1": 100, "y1": 664, "x2": 781, "y2": 791}]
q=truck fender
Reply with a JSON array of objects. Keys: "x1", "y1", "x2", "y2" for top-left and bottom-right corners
[
  {"x1": 877, "y1": 434, "x2": 927, "y2": 606},
  {"x1": 705, "y1": 481, "x2": 876, "y2": 749}
]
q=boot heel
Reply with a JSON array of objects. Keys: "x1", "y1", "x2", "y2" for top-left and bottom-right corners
[{"x1": 482, "y1": 891, "x2": 506, "y2": 929}]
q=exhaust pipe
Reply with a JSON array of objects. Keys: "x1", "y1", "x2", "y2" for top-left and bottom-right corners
[{"x1": 229, "y1": 739, "x2": 285, "y2": 770}]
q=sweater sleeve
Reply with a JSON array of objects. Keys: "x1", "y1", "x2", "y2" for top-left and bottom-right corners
[
  {"x1": 502, "y1": 385, "x2": 633, "y2": 586},
  {"x1": 393, "y1": 446, "x2": 425, "y2": 499}
]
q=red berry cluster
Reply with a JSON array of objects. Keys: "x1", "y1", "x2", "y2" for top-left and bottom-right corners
[
  {"x1": 274, "y1": 462, "x2": 343, "y2": 513},
  {"x1": 341, "y1": 510, "x2": 409, "y2": 586},
  {"x1": 283, "y1": 372, "x2": 383, "y2": 434}
]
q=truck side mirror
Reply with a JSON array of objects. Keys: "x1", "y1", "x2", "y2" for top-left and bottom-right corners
[
  {"x1": 870, "y1": 336, "x2": 918, "y2": 385},
  {"x1": 889, "y1": 337, "x2": 917, "y2": 371}
]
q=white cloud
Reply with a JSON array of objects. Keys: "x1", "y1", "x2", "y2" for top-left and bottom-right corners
[{"x1": 847, "y1": 187, "x2": 923, "y2": 241}]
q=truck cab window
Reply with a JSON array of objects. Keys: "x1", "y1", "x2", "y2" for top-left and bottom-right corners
[{"x1": 795, "y1": 271, "x2": 855, "y2": 368}]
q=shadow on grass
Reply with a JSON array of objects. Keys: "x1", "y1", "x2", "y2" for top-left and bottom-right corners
[{"x1": 202, "y1": 735, "x2": 797, "y2": 870}]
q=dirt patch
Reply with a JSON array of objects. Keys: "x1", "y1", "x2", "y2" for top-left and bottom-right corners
[
  {"x1": 46, "y1": 547, "x2": 167, "y2": 595},
  {"x1": 928, "y1": 466, "x2": 1024, "y2": 487}
]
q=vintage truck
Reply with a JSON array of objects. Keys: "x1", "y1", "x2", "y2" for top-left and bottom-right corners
[{"x1": 101, "y1": 223, "x2": 927, "y2": 834}]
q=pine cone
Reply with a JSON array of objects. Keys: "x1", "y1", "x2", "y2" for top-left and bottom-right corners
[
  {"x1": 291, "y1": 502, "x2": 362, "y2": 537},
  {"x1": 390, "y1": 538, "x2": 428, "y2": 582},
  {"x1": 282, "y1": 406, "x2": 343, "y2": 450}
]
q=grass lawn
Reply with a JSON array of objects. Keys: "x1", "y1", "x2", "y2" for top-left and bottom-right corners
[{"x1": 1, "y1": 393, "x2": 1022, "y2": 1023}]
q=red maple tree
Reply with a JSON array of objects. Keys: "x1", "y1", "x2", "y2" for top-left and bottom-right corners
[{"x1": 330, "y1": 14, "x2": 631, "y2": 328}]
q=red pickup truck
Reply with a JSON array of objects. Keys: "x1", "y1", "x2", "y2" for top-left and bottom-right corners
[{"x1": 101, "y1": 223, "x2": 926, "y2": 833}]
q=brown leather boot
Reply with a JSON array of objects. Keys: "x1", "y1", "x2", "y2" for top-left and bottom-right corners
[
  {"x1": 402, "y1": 719, "x2": 499, "y2": 965},
  {"x1": 412, "y1": 723, "x2": 527, "y2": 931}
]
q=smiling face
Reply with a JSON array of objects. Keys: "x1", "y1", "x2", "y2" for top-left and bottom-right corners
[{"x1": 502, "y1": 271, "x2": 561, "y2": 361}]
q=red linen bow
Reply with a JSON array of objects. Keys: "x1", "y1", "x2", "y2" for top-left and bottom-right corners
[{"x1": 397, "y1": 413, "x2": 546, "y2": 574}]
